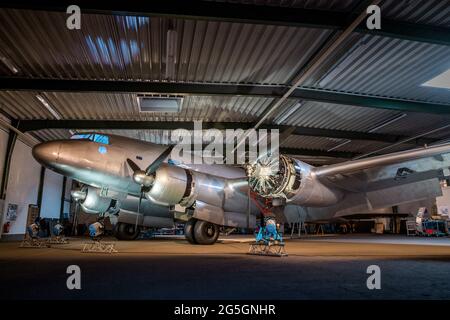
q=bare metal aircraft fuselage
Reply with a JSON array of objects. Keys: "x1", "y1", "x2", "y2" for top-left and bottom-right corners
[
  {"x1": 32, "y1": 133, "x2": 260, "y2": 241},
  {"x1": 32, "y1": 132, "x2": 450, "y2": 244}
]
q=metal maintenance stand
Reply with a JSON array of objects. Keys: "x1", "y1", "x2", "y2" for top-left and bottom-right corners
[
  {"x1": 289, "y1": 207, "x2": 307, "y2": 238},
  {"x1": 20, "y1": 221, "x2": 50, "y2": 248},
  {"x1": 248, "y1": 240, "x2": 287, "y2": 257},
  {"x1": 82, "y1": 240, "x2": 118, "y2": 254},
  {"x1": 20, "y1": 237, "x2": 50, "y2": 248},
  {"x1": 247, "y1": 193, "x2": 288, "y2": 257},
  {"x1": 81, "y1": 220, "x2": 118, "y2": 254},
  {"x1": 46, "y1": 236, "x2": 69, "y2": 245},
  {"x1": 248, "y1": 217, "x2": 288, "y2": 257},
  {"x1": 47, "y1": 222, "x2": 69, "y2": 244}
]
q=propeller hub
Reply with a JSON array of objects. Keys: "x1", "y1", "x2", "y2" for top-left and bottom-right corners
[
  {"x1": 133, "y1": 170, "x2": 154, "y2": 187},
  {"x1": 71, "y1": 189, "x2": 87, "y2": 202}
]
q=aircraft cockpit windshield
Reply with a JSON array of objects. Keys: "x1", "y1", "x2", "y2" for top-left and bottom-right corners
[{"x1": 70, "y1": 133, "x2": 110, "y2": 145}]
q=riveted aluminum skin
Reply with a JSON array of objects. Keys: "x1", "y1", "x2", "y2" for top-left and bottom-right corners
[
  {"x1": 288, "y1": 159, "x2": 344, "y2": 207},
  {"x1": 32, "y1": 135, "x2": 169, "y2": 196}
]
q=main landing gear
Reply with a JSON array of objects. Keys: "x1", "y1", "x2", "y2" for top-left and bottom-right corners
[
  {"x1": 113, "y1": 222, "x2": 141, "y2": 240},
  {"x1": 184, "y1": 218, "x2": 220, "y2": 245}
]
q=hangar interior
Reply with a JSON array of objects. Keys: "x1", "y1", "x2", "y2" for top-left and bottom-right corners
[{"x1": 1, "y1": 0, "x2": 450, "y2": 241}]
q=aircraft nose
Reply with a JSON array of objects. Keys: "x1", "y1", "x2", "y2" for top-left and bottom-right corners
[{"x1": 32, "y1": 141, "x2": 61, "y2": 165}]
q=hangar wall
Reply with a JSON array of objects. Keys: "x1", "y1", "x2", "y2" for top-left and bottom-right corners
[
  {"x1": 397, "y1": 199, "x2": 436, "y2": 216},
  {"x1": 436, "y1": 186, "x2": 450, "y2": 216},
  {"x1": 40, "y1": 170, "x2": 63, "y2": 219},
  {"x1": 0, "y1": 128, "x2": 8, "y2": 186},
  {"x1": 2, "y1": 137, "x2": 41, "y2": 236},
  {"x1": 0, "y1": 129, "x2": 69, "y2": 238}
]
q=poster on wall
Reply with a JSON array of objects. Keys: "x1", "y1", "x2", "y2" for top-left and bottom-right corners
[
  {"x1": 6, "y1": 203, "x2": 18, "y2": 221},
  {"x1": 438, "y1": 206, "x2": 449, "y2": 217}
]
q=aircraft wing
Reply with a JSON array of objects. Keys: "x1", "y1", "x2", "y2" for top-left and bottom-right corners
[{"x1": 313, "y1": 143, "x2": 450, "y2": 193}]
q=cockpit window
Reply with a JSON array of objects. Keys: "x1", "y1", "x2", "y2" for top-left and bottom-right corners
[
  {"x1": 70, "y1": 133, "x2": 91, "y2": 141},
  {"x1": 70, "y1": 133, "x2": 110, "y2": 145},
  {"x1": 93, "y1": 134, "x2": 109, "y2": 144}
]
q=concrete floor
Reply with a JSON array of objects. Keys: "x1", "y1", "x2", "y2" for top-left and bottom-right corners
[{"x1": 1, "y1": 234, "x2": 449, "y2": 300}]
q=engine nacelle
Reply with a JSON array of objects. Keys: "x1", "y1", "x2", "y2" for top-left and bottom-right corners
[
  {"x1": 72, "y1": 186, "x2": 114, "y2": 214},
  {"x1": 144, "y1": 164, "x2": 196, "y2": 207},
  {"x1": 142, "y1": 164, "x2": 232, "y2": 209},
  {"x1": 247, "y1": 155, "x2": 343, "y2": 207}
]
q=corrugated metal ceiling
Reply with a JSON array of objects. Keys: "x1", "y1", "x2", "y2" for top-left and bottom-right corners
[
  {"x1": 382, "y1": 0, "x2": 450, "y2": 28},
  {"x1": 0, "y1": 4, "x2": 448, "y2": 159},
  {"x1": 0, "y1": 9, "x2": 331, "y2": 84},
  {"x1": 311, "y1": 34, "x2": 450, "y2": 104},
  {"x1": 206, "y1": 0, "x2": 360, "y2": 11},
  {"x1": 275, "y1": 100, "x2": 402, "y2": 131},
  {"x1": 209, "y1": 0, "x2": 450, "y2": 27},
  {"x1": 0, "y1": 91, "x2": 277, "y2": 122}
]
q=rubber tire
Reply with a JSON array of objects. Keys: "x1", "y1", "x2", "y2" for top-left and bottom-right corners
[
  {"x1": 115, "y1": 222, "x2": 140, "y2": 240},
  {"x1": 193, "y1": 220, "x2": 219, "y2": 245},
  {"x1": 184, "y1": 219, "x2": 197, "y2": 244}
]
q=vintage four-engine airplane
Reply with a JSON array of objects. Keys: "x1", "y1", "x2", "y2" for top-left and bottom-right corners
[{"x1": 32, "y1": 132, "x2": 450, "y2": 244}]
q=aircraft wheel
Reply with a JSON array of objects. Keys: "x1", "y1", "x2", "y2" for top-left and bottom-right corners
[
  {"x1": 115, "y1": 222, "x2": 140, "y2": 240},
  {"x1": 184, "y1": 219, "x2": 197, "y2": 244},
  {"x1": 193, "y1": 220, "x2": 219, "y2": 245}
]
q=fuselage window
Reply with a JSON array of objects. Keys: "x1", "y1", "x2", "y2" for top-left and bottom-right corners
[{"x1": 70, "y1": 133, "x2": 92, "y2": 141}]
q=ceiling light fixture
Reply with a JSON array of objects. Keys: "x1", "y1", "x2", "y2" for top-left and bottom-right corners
[
  {"x1": 138, "y1": 95, "x2": 183, "y2": 113},
  {"x1": 36, "y1": 94, "x2": 62, "y2": 120},
  {"x1": 165, "y1": 29, "x2": 177, "y2": 80},
  {"x1": 368, "y1": 113, "x2": 407, "y2": 133},
  {"x1": 0, "y1": 55, "x2": 19, "y2": 74},
  {"x1": 327, "y1": 139, "x2": 351, "y2": 152}
]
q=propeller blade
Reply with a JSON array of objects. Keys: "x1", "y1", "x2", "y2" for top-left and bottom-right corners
[
  {"x1": 126, "y1": 158, "x2": 142, "y2": 173},
  {"x1": 145, "y1": 145, "x2": 174, "y2": 175},
  {"x1": 138, "y1": 192, "x2": 143, "y2": 213},
  {"x1": 134, "y1": 192, "x2": 143, "y2": 234}
]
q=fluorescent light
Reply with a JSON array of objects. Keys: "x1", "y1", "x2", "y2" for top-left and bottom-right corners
[
  {"x1": 327, "y1": 139, "x2": 351, "y2": 152},
  {"x1": 165, "y1": 29, "x2": 177, "y2": 79},
  {"x1": 138, "y1": 96, "x2": 183, "y2": 112},
  {"x1": 36, "y1": 94, "x2": 62, "y2": 119},
  {"x1": 423, "y1": 69, "x2": 450, "y2": 90},
  {"x1": 368, "y1": 113, "x2": 407, "y2": 132},
  {"x1": 0, "y1": 56, "x2": 19, "y2": 74}
]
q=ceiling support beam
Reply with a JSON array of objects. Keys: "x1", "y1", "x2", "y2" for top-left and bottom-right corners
[
  {"x1": 16, "y1": 120, "x2": 438, "y2": 146},
  {"x1": 2, "y1": 77, "x2": 449, "y2": 114},
  {"x1": 280, "y1": 147, "x2": 357, "y2": 159},
  {"x1": 190, "y1": 144, "x2": 358, "y2": 159},
  {"x1": 3, "y1": 0, "x2": 450, "y2": 46}
]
